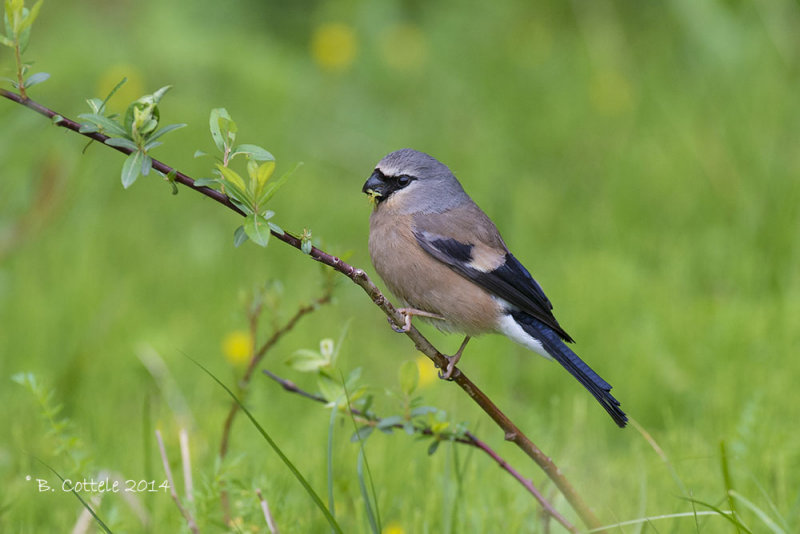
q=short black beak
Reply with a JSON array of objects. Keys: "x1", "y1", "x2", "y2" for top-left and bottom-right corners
[{"x1": 362, "y1": 171, "x2": 387, "y2": 199}]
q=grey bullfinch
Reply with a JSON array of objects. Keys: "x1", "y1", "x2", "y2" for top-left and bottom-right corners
[{"x1": 362, "y1": 148, "x2": 627, "y2": 427}]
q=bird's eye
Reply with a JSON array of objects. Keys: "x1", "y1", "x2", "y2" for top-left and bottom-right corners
[{"x1": 397, "y1": 175, "x2": 411, "y2": 187}]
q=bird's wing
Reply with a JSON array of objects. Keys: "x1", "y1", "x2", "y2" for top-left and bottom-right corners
[{"x1": 412, "y1": 209, "x2": 574, "y2": 342}]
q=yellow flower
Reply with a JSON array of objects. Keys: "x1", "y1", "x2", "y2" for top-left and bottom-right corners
[
  {"x1": 415, "y1": 354, "x2": 439, "y2": 388},
  {"x1": 223, "y1": 330, "x2": 251, "y2": 366},
  {"x1": 311, "y1": 22, "x2": 357, "y2": 72},
  {"x1": 382, "y1": 521, "x2": 405, "y2": 534},
  {"x1": 379, "y1": 23, "x2": 427, "y2": 72}
]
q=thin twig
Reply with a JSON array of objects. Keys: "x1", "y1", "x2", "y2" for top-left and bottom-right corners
[
  {"x1": 262, "y1": 369, "x2": 578, "y2": 533},
  {"x1": 155, "y1": 430, "x2": 199, "y2": 534},
  {"x1": 218, "y1": 291, "x2": 333, "y2": 457},
  {"x1": 218, "y1": 290, "x2": 332, "y2": 521},
  {"x1": 0, "y1": 90, "x2": 605, "y2": 532},
  {"x1": 256, "y1": 488, "x2": 280, "y2": 534}
]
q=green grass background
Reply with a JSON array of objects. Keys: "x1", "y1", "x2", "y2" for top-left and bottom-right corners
[{"x1": 2, "y1": 0, "x2": 800, "y2": 532}]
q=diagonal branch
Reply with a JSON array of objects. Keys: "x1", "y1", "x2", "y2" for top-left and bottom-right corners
[{"x1": 0, "y1": 89, "x2": 605, "y2": 532}]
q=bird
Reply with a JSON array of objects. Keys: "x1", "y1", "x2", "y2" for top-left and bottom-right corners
[{"x1": 362, "y1": 148, "x2": 627, "y2": 427}]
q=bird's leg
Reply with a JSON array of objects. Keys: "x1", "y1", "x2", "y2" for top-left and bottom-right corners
[
  {"x1": 439, "y1": 336, "x2": 471, "y2": 380},
  {"x1": 388, "y1": 308, "x2": 445, "y2": 333}
]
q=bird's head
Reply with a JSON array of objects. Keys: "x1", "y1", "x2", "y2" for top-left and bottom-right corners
[{"x1": 362, "y1": 148, "x2": 466, "y2": 214}]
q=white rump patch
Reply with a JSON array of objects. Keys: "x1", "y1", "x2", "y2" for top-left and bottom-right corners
[{"x1": 497, "y1": 314, "x2": 552, "y2": 360}]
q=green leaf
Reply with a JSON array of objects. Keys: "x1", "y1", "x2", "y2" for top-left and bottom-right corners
[
  {"x1": 221, "y1": 179, "x2": 251, "y2": 211},
  {"x1": 99, "y1": 77, "x2": 127, "y2": 113},
  {"x1": 350, "y1": 426, "x2": 374, "y2": 443},
  {"x1": 140, "y1": 118, "x2": 158, "y2": 136},
  {"x1": 285, "y1": 349, "x2": 327, "y2": 373},
  {"x1": 77, "y1": 113, "x2": 128, "y2": 137},
  {"x1": 427, "y1": 440, "x2": 441, "y2": 456},
  {"x1": 141, "y1": 155, "x2": 152, "y2": 176},
  {"x1": 51, "y1": 114, "x2": 63, "y2": 125},
  {"x1": 6, "y1": 0, "x2": 22, "y2": 34},
  {"x1": 121, "y1": 150, "x2": 144, "y2": 189},
  {"x1": 86, "y1": 98, "x2": 103, "y2": 114},
  {"x1": 22, "y1": 71, "x2": 49, "y2": 88},
  {"x1": 267, "y1": 221, "x2": 284, "y2": 235},
  {"x1": 151, "y1": 85, "x2": 172, "y2": 104},
  {"x1": 17, "y1": 23, "x2": 30, "y2": 52},
  {"x1": 244, "y1": 214, "x2": 270, "y2": 247},
  {"x1": 0, "y1": 34, "x2": 14, "y2": 47},
  {"x1": 345, "y1": 366, "x2": 362, "y2": 391},
  {"x1": 146, "y1": 122, "x2": 186, "y2": 144},
  {"x1": 233, "y1": 225, "x2": 248, "y2": 247},
  {"x1": 143, "y1": 140, "x2": 163, "y2": 152},
  {"x1": 17, "y1": 0, "x2": 42, "y2": 34},
  {"x1": 104, "y1": 137, "x2": 138, "y2": 151},
  {"x1": 209, "y1": 108, "x2": 231, "y2": 152},
  {"x1": 399, "y1": 360, "x2": 419, "y2": 396},
  {"x1": 78, "y1": 123, "x2": 99, "y2": 134},
  {"x1": 255, "y1": 160, "x2": 275, "y2": 190},
  {"x1": 257, "y1": 162, "x2": 301, "y2": 207},
  {"x1": 193, "y1": 177, "x2": 218, "y2": 187},
  {"x1": 375, "y1": 416, "x2": 404, "y2": 431},
  {"x1": 231, "y1": 144, "x2": 275, "y2": 162},
  {"x1": 165, "y1": 169, "x2": 178, "y2": 195},
  {"x1": 318, "y1": 375, "x2": 343, "y2": 403},
  {"x1": 215, "y1": 163, "x2": 246, "y2": 192},
  {"x1": 410, "y1": 406, "x2": 438, "y2": 417},
  {"x1": 193, "y1": 149, "x2": 208, "y2": 158}
]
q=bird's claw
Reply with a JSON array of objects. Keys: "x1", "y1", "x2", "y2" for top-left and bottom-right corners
[
  {"x1": 388, "y1": 308, "x2": 444, "y2": 334},
  {"x1": 437, "y1": 355, "x2": 460, "y2": 380},
  {"x1": 387, "y1": 316, "x2": 409, "y2": 333},
  {"x1": 436, "y1": 336, "x2": 471, "y2": 381}
]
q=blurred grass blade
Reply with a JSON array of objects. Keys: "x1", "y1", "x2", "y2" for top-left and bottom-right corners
[
  {"x1": 589, "y1": 511, "x2": 743, "y2": 532},
  {"x1": 752, "y1": 477, "x2": 791, "y2": 533},
  {"x1": 327, "y1": 400, "x2": 338, "y2": 522},
  {"x1": 357, "y1": 450, "x2": 379, "y2": 534},
  {"x1": 729, "y1": 490, "x2": 786, "y2": 534},
  {"x1": 33, "y1": 458, "x2": 113, "y2": 534},
  {"x1": 341, "y1": 371, "x2": 381, "y2": 534},
  {"x1": 681, "y1": 497, "x2": 752, "y2": 534},
  {"x1": 720, "y1": 441, "x2": 742, "y2": 534},
  {"x1": 630, "y1": 418, "x2": 690, "y2": 497},
  {"x1": 189, "y1": 356, "x2": 342, "y2": 534}
]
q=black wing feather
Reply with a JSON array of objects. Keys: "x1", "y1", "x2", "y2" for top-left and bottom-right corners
[{"x1": 414, "y1": 230, "x2": 574, "y2": 342}]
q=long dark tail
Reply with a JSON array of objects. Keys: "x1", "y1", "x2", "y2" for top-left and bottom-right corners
[{"x1": 511, "y1": 311, "x2": 627, "y2": 428}]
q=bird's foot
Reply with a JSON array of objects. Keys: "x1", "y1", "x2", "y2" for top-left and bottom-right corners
[
  {"x1": 438, "y1": 336, "x2": 471, "y2": 380},
  {"x1": 388, "y1": 308, "x2": 445, "y2": 333}
]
